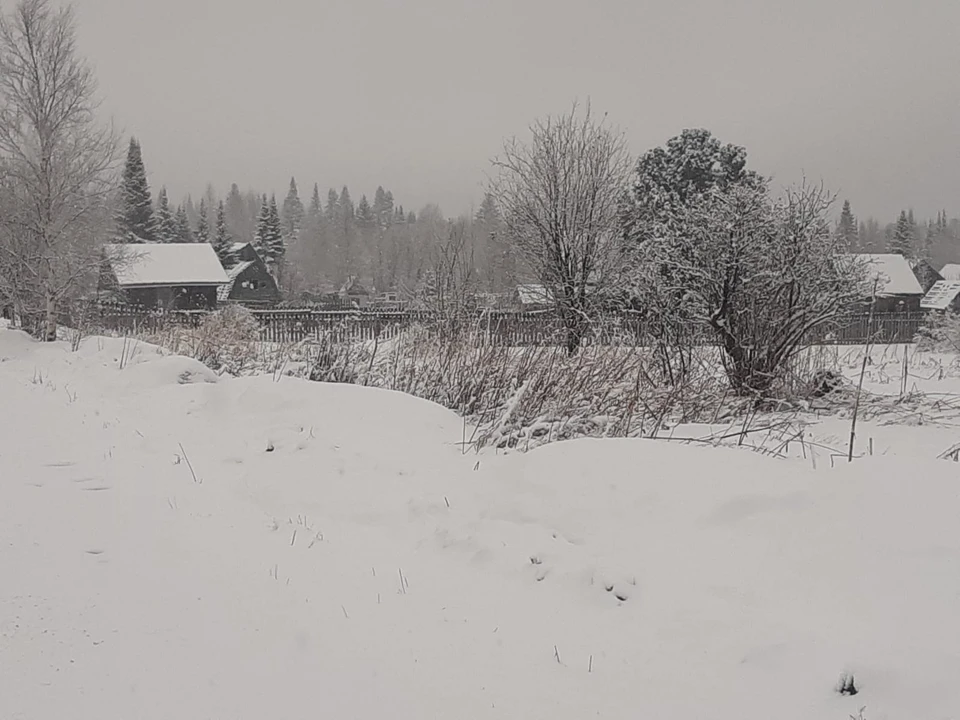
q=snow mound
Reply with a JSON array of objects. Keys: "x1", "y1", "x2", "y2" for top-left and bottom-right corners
[{"x1": 1, "y1": 328, "x2": 959, "y2": 719}]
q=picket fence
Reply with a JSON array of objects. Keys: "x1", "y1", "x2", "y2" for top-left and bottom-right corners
[{"x1": 77, "y1": 303, "x2": 927, "y2": 347}]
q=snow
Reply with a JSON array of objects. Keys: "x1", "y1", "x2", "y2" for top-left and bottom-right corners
[
  {"x1": 3, "y1": 326, "x2": 960, "y2": 719},
  {"x1": 104, "y1": 243, "x2": 229, "y2": 287},
  {"x1": 940, "y1": 263, "x2": 960, "y2": 281},
  {"x1": 921, "y1": 279, "x2": 960, "y2": 309},
  {"x1": 852, "y1": 253, "x2": 924, "y2": 297},
  {"x1": 516, "y1": 283, "x2": 553, "y2": 305}
]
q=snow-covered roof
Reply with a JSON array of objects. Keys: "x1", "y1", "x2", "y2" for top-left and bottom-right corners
[
  {"x1": 852, "y1": 253, "x2": 924, "y2": 297},
  {"x1": 217, "y1": 261, "x2": 255, "y2": 301},
  {"x1": 105, "y1": 243, "x2": 229, "y2": 288},
  {"x1": 516, "y1": 284, "x2": 553, "y2": 305},
  {"x1": 229, "y1": 242, "x2": 249, "y2": 253},
  {"x1": 940, "y1": 263, "x2": 960, "y2": 281},
  {"x1": 921, "y1": 280, "x2": 960, "y2": 310}
]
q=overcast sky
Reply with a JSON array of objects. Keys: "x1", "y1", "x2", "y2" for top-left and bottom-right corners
[{"x1": 71, "y1": 0, "x2": 960, "y2": 221}]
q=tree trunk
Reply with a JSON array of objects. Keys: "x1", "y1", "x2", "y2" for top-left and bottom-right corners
[{"x1": 44, "y1": 295, "x2": 57, "y2": 342}]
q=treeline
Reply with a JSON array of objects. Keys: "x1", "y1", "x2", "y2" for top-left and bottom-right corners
[
  {"x1": 837, "y1": 199, "x2": 960, "y2": 267},
  {"x1": 115, "y1": 138, "x2": 518, "y2": 297}
]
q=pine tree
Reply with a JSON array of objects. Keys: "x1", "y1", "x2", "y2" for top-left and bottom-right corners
[
  {"x1": 338, "y1": 186, "x2": 354, "y2": 226},
  {"x1": 174, "y1": 204, "x2": 194, "y2": 243},
  {"x1": 890, "y1": 210, "x2": 912, "y2": 256},
  {"x1": 155, "y1": 187, "x2": 177, "y2": 243},
  {"x1": 836, "y1": 199, "x2": 858, "y2": 247},
  {"x1": 115, "y1": 137, "x2": 156, "y2": 242},
  {"x1": 281, "y1": 176, "x2": 304, "y2": 242},
  {"x1": 196, "y1": 198, "x2": 210, "y2": 244},
  {"x1": 213, "y1": 200, "x2": 232, "y2": 263}
]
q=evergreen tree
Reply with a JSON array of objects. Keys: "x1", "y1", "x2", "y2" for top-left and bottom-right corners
[
  {"x1": 281, "y1": 176, "x2": 304, "y2": 241},
  {"x1": 308, "y1": 183, "x2": 322, "y2": 221},
  {"x1": 253, "y1": 196, "x2": 270, "y2": 255},
  {"x1": 196, "y1": 198, "x2": 210, "y2": 244},
  {"x1": 338, "y1": 186, "x2": 355, "y2": 225},
  {"x1": 325, "y1": 188, "x2": 339, "y2": 223},
  {"x1": 890, "y1": 210, "x2": 912, "y2": 256},
  {"x1": 356, "y1": 194, "x2": 375, "y2": 228},
  {"x1": 225, "y1": 183, "x2": 249, "y2": 242},
  {"x1": 174, "y1": 204, "x2": 194, "y2": 243},
  {"x1": 836, "y1": 199, "x2": 858, "y2": 247},
  {"x1": 373, "y1": 186, "x2": 395, "y2": 227},
  {"x1": 264, "y1": 195, "x2": 285, "y2": 266},
  {"x1": 115, "y1": 137, "x2": 156, "y2": 242},
  {"x1": 155, "y1": 187, "x2": 177, "y2": 243},
  {"x1": 214, "y1": 200, "x2": 232, "y2": 263}
]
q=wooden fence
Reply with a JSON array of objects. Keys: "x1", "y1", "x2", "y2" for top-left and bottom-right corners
[{"x1": 76, "y1": 303, "x2": 927, "y2": 347}]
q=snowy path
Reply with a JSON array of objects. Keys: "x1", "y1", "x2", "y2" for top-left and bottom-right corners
[{"x1": 2, "y1": 329, "x2": 960, "y2": 719}]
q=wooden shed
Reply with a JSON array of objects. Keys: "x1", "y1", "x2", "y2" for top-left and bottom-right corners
[{"x1": 100, "y1": 243, "x2": 228, "y2": 310}]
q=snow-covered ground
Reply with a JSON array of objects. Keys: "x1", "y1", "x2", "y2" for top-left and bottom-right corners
[{"x1": 3, "y1": 326, "x2": 960, "y2": 719}]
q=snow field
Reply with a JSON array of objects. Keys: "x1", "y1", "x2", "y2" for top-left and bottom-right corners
[{"x1": 2, "y1": 327, "x2": 960, "y2": 719}]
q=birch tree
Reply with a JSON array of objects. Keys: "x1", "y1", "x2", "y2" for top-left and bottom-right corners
[
  {"x1": 0, "y1": 0, "x2": 120, "y2": 339},
  {"x1": 490, "y1": 103, "x2": 633, "y2": 353}
]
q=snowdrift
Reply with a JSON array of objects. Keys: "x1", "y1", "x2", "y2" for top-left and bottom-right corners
[{"x1": 1, "y1": 326, "x2": 958, "y2": 720}]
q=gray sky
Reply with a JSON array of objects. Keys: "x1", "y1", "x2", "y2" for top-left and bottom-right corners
[{"x1": 73, "y1": 0, "x2": 960, "y2": 221}]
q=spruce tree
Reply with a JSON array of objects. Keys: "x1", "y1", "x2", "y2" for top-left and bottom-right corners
[
  {"x1": 174, "y1": 204, "x2": 194, "y2": 243},
  {"x1": 837, "y1": 199, "x2": 858, "y2": 247},
  {"x1": 264, "y1": 195, "x2": 285, "y2": 266},
  {"x1": 155, "y1": 187, "x2": 177, "y2": 243},
  {"x1": 253, "y1": 196, "x2": 270, "y2": 256},
  {"x1": 115, "y1": 137, "x2": 156, "y2": 242},
  {"x1": 281, "y1": 176, "x2": 304, "y2": 241},
  {"x1": 890, "y1": 210, "x2": 912, "y2": 256},
  {"x1": 308, "y1": 183, "x2": 322, "y2": 221},
  {"x1": 214, "y1": 200, "x2": 232, "y2": 263},
  {"x1": 196, "y1": 198, "x2": 210, "y2": 244},
  {"x1": 356, "y1": 195, "x2": 375, "y2": 228},
  {"x1": 325, "y1": 188, "x2": 339, "y2": 223}
]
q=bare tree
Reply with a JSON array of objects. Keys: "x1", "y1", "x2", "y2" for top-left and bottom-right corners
[
  {"x1": 422, "y1": 219, "x2": 479, "y2": 338},
  {"x1": 490, "y1": 102, "x2": 633, "y2": 353},
  {"x1": 636, "y1": 181, "x2": 867, "y2": 397},
  {"x1": 0, "y1": 0, "x2": 120, "y2": 340}
]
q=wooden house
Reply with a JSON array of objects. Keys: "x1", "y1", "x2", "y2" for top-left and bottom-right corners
[
  {"x1": 910, "y1": 258, "x2": 943, "y2": 294},
  {"x1": 851, "y1": 253, "x2": 925, "y2": 312},
  {"x1": 939, "y1": 263, "x2": 960, "y2": 281},
  {"x1": 218, "y1": 243, "x2": 280, "y2": 307},
  {"x1": 513, "y1": 284, "x2": 553, "y2": 309},
  {"x1": 338, "y1": 277, "x2": 371, "y2": 307},
  {"x1": 100, "y1": 243, "x2": 228, "y2": 310}
]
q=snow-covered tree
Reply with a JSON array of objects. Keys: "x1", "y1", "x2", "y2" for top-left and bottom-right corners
[
  {"x1": 196, "y1": 198, "x2": 210, "y2": 244},
  {"x1": 253, "y1": 195, "x2": 270, "y2": 256},
  {"x1": 837, "y1": 199, "x2": 858, "y2": 247},
  {"x1": 155, "y1": 187, "x2": 177, "y2": 243},
  {"x1": 636, "y1": 182, "x2": 866, "y2": 396},
  {"x1": 174, "y1": 204, "x2": 194, "y2": 243},
  {"x1": 621, "y1": 128, "x2": 764, "y2": 244},
  {"x1": 115, "y1": 137, "x2": 155, "y2": 242},
  {"x1": 0, "y1": 0, "x2": 121, "y2": 339},
  {"x1": 213, "y1": 200, "x2": 232, "y2": 263},
  {"x1": 356, "y1": 194, "x2": 375, "y2": 228},
  {"x1": 490, "y1": 103, "x2": 633, "y2": 353},
  {"x1": 373, "y1": 186, "x2": 394, "y2": 228},
  {"x1": 281, "y1": 176, "x2": 303, "y2": 242},
  {"x1": 890, "y1": 210, "x2": 912, "y2": 256},
  {"x1": 264, "y1": 195, "x2": 285, "y2": 266}
]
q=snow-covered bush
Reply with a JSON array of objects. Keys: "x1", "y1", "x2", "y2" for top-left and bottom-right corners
[{"x1": 916, "y1": 310, "x2": 960, "y2": 353}]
